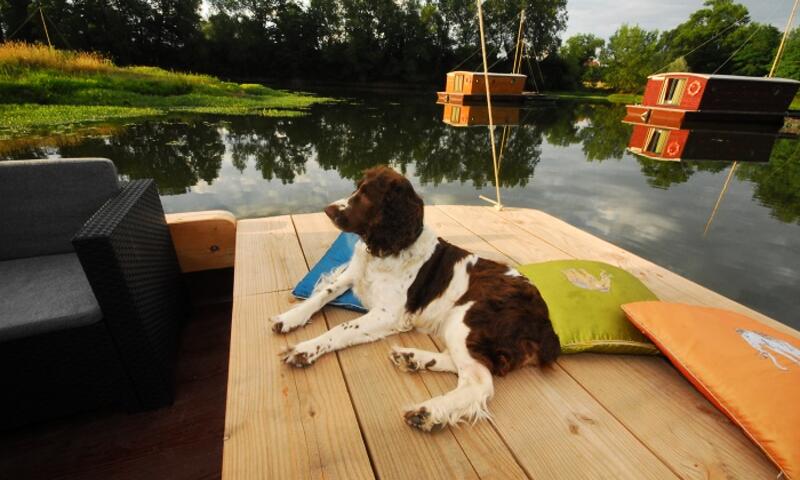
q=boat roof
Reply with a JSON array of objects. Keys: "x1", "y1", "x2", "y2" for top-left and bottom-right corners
[
  {"x1": 648, "y1": 72, "x2": 800, "y2": 84},
  {"x1": 447, "y1": 70, "x2": 526, "y2": 77}
]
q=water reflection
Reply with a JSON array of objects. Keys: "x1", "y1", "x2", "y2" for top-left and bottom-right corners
[{"x1": 1, "y1": 99, "x2": 798, "y2": 225}]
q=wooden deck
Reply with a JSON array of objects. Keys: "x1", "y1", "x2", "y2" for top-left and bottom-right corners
[{"x1": 223, "y1": 206, "x2": 798, "y2": 480}]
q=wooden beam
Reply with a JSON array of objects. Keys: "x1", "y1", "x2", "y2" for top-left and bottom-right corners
[{"x1": 166, "y1": 210, "x2": 236, "y2": 273}]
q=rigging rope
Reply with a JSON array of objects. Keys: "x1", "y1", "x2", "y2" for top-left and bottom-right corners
[
  {"x1": 6, "y1": 8, "x2": 40, "y2": 40},
  {"x1": 476, "y1": 0, "x2": 503, "y2": 210},
  {"x1": 712, "y1": 22, "x2": 763, "y2": 74},
  {"x1": 651, "y1": 13, "x2": 749, "y2": 74}
]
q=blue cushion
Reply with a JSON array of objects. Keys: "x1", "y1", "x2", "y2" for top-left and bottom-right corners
[{"x1": 292, "y1": 232, "x2": 366, "y2": 312}]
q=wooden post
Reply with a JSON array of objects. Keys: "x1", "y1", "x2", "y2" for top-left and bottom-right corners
[
  {"x1": 512, "y1": 10, "x2": 525, "y2": 75},
  {"x1": 477, "y1": 0, "x2": 503, "y2": 211},
  {"x1": 769, "y1": 0, "x2": 799, "y2": 78}
]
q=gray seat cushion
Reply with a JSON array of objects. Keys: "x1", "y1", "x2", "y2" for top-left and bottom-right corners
[
  {"x1": 0, "y1": 158, "x2": 120, "y2": 260},
  {"x1": 0, "y1": 254, "x2": 103, "y2": 343}
]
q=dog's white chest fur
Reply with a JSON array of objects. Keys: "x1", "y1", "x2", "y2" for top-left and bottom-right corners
[{"x1": 352, "y1": 228, "x2": 437, "y2": 314}]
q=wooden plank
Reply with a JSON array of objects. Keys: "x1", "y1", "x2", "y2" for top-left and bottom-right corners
[
  {"x1": 232, "y1": 216, "x2": 309, "y2": 298},
  {"x1": 426, "y1": 207, "x2": 678, "y2": 479},
  {"x1": 558, "y1": 354, "x2": 779, "y2": 479},
  {"x1": 436, "y1": 205, "x2": 779, "y2": 478},
  {"x1": 292, "y1": 213, "x2": 489, "y2": 480},
  {"x1": 166, "y1": 210, "x2": 236, "y2": 273},
  {"x1": 223, "y1": 215, "x2": 373, "y2": 480}
]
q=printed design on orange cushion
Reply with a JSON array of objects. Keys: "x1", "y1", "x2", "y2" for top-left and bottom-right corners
[
  {"x1": 562, "y1": 268, "x2": 611, "y2": 293},
  {"x1": 738, "y1": 328, "x2": 800, "y2": 371}
]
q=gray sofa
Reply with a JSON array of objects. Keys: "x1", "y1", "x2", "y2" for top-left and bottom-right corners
[{"x1": 0, "y1": 158, "x2": 185, "y2": 429}]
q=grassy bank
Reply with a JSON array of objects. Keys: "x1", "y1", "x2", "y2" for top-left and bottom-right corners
[
  {"x1": 549, "y1": 90, "x2": 642, "y2": 104},
  {"x1": 0, "y1": 42, "x2": 331, "y2": 135}
]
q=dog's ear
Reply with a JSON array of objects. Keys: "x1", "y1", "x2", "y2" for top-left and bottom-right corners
[{"x1": 365, "y1": 175, "x2": 423, "y2": 257}]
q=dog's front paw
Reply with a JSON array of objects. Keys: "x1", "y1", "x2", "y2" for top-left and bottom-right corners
[
  {"x1": 270, "y1": 310, "x2": 308, "y2": 334},
  {"x1": 403, "y1": 406, "x2": 442, "y2": 432},
  {"x1": 280, "y1": 343, "x2": 321, "y2": 368}
]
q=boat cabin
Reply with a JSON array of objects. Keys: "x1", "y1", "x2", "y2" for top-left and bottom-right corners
[
  {"x1": 437, "y1": 71, "x2": 529, "y2": 105},
  {"x1": 444, "y1": 71, "x2": 526, "y2": 95},
  {"x1": 642, "y1": 73, "x2": 799, "y2": 113},
  {"x1": 441, "y1": 103, "x2": 520, "y2": 127}
]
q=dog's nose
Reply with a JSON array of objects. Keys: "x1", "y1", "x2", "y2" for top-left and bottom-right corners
[{"x1": 324, "y1": 204, "x2": 339, "y2": 220}]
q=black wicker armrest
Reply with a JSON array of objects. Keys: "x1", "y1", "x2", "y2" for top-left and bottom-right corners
[{"x1": 72, "y1": 179, "x2": 186, "y2": 409}]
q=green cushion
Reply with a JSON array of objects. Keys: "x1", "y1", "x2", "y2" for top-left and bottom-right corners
[{"x1": 518, "y1": 260, "x2": 659, "y2": 354}]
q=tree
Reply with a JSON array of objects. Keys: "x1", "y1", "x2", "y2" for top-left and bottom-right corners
[
  {"x1": 560, "y1": 33, "x2": 604, "y2": 86},
  {"x1": 662, "y1": 0, "x2": 750, "y2": 74},
  {"x1": 664, "y1": 56, "x2": 689, "y2": 72},
  {"x1": 724, "y1": 22, "x2": 779, "y2": 76},
  {"x1": 600, "y1": 25, "x2": 664, "y2": 92},
  {"x1": 774, "y1": 29, "x2": 800, "y2": 80}
]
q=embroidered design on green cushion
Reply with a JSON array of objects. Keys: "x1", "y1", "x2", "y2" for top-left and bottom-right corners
[
  {"x1": 562, "y1": 268, "x2": 612, "y2": 292},
  {"x1": 518, "y1": 260, "x2": 659, "y2": 355}
]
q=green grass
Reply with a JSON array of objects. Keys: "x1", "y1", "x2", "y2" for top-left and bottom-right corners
[
  {"x1": 792, "y1": 95, "x2": 800, "y2": 110},
  {"x1": 0, "y1": 42, "x2": 332, "y2": 134},
  {"x1": 549, "y1": 90, "x2": 642, "y2": 104}
]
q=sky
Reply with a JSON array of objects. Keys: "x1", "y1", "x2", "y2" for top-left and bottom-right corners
[{"x1": 563, "y1": 0, "x2": 796, "y2": 39}]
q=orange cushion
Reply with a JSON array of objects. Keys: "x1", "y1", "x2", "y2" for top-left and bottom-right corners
[{"x1": 622, "y1": 301, "x2": 800, "y2": 479}]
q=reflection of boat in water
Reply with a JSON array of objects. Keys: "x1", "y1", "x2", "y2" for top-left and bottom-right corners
[
  {"x1": 625, "y1": 73, "x2": 800, "y2": 128},
  {"x1": 436, "y1": 71, "x2": 549, "y2": 105},
  {"x1": 441, "y1": 103, "x2": 520, "y2": 127},
  {"x1": 625, "y1": 121, "x2": 796, "y2": 162}
]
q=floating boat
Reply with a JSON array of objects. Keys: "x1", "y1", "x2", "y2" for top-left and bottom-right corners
[
  {"x1": 625, "y1": 73, "x2": 800, "y2": 128},
  {"x1": 436, "y1": 71, "x2": 544, "y2": 105},
  {"x1": 441, "y1": 103, "x2": 520, "y2": 127}
]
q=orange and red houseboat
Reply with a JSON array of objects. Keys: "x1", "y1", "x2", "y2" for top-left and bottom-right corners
[{"x1": 625, "y1": 73, "x2": 800, "y2": 128}]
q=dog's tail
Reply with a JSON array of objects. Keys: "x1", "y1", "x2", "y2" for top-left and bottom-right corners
[{"x1": 537, "y1": 326, "x2": 561, "y2": 366}]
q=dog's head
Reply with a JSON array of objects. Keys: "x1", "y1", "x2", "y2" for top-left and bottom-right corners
[{"x1": 325, "y1": 166, "x2": 424, "y2": 257}]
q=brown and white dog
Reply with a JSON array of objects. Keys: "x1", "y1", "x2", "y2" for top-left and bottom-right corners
[{"x1": 271, "y1": 166, "x2": 560, "y2": 431}]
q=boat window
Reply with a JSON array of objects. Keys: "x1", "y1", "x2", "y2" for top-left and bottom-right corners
[
  {"x1": 660, "y1": 78, "x2": 687, "y2": 105},
  {"x1": 454, "y1": 75, "x2": 464, "y2": 92},
  {"x1": 450, "y1": 106, "x2": 461, "y2": 123},
  {"x1": 644, "y1": 128, "x2": 668, "y2": 154}
]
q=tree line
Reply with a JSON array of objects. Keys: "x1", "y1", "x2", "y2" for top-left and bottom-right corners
[{"x1": 0, "y1": 0, "x2": 798, "y2": 91}]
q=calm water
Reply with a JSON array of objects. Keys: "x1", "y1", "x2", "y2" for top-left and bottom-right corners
[{"x1": 3, "y1": 95, "x2": 799, "y2": 328}]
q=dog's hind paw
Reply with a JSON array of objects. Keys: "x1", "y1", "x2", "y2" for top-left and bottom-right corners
[
  {"x1": 403, "y1": 406, "x2": 441, "y2": 432},
  {"x1": 389, "y1": 347, "x2": 418, "y2": 372}
]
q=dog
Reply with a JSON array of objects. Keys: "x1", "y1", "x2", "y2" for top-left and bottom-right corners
[{"x1": 271, "y1": 166, "x2": 560, "y2": 431}]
